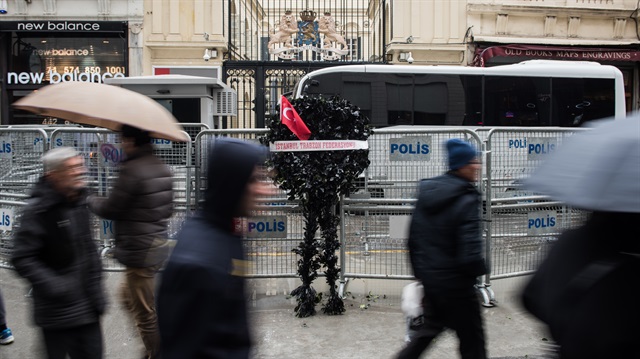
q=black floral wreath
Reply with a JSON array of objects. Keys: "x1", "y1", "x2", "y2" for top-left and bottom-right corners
[{"x1": 260, "y1": 95, "x2": 371, "y2": 317}]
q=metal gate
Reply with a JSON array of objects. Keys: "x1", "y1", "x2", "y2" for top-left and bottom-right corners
[
  {"x1": 223, "y1": 65, "x2": 321, "y2": 129},
  {"x1": 224, "y1": 0, "x2": 388, "y2": 129}
]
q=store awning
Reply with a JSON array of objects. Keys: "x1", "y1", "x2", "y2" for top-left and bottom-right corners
[{"x1": 473, "y1": 44, "x2": 640, "y2": 67}]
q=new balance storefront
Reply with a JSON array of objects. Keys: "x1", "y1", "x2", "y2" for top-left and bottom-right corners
[
  {"x1": 0, "y1": 21, "x2": 128, "y2": 124},
  {"x1": 473, "y1": 44, "x2": 640, "y2": 114}
]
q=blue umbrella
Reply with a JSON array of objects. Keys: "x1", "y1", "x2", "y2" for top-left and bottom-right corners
[{"x1": 524, "y1": 112, "x2": 640, "y2": 213}]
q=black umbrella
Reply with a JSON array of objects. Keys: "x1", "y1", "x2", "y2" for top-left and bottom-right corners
[{"x1": 524, "y1": 112, "x2": 640, "y2": 213}]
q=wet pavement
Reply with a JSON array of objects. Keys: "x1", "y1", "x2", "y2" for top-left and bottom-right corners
[{"x1": 1, "y1": 268, "x2": 553, "y2": 358}]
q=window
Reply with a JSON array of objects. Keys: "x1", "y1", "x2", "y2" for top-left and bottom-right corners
[
  {"x1": 484, "y1": 76, "x2": 550, "y2": 126},
  {"x1": 345, "y1": 38, "x2": 360, "y2": 61},
  {"x1": 553, "y1": 78, "x2": 615, "y2": 126}
]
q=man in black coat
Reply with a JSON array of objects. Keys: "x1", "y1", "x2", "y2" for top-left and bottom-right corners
[
  {"x1": 157, "y1": 138, "x2": 272, "y2": 359},
  {"x1": 12, "y1": 147, "x2": 106, "y2": 359},
  {"x1": 397, "y1": 138, "x2": 487, "y2": 359},
  {"x1": 522, "y1": 211, "x2": 640, "y2": 359}
]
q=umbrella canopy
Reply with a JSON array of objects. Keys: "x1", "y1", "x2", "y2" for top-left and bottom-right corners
[
  {"x1": 13, "y1": 81, "x2": 189, "y2": 142},
  {"x1": 524, "y1": 112, "x2": 640, "y2": 213}
]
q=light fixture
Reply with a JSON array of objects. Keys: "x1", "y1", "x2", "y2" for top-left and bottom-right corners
[
  {"x1": 399, "y1": 52, "x2": 414, "y2": 63},
  {"x1": 203, "y1": 48, "x2": 218, "y2": 61}
]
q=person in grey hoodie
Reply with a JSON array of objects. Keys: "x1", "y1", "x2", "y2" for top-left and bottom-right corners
[
  {"x1": 157, "y1": 138, "x2": 272, "y2": 359},
  {"x1": 397, "y1": 138, "x2": 487, "y2": 359}
]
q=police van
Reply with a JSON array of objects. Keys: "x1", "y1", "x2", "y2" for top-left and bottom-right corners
[{"x1": 292, "y1": 60, "x2": 626, "y2": 200}]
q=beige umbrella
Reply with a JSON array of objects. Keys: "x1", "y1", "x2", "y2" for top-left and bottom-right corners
[{"x1": 13, "y1": 81, "x2": 189, "y2": 142}]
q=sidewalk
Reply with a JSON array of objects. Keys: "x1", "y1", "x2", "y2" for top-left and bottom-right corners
[{"x1": 1, "y1": 268, "x2": 552, "y2": 359}]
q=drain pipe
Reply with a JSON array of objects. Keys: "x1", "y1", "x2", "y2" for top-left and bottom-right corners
[{"x1": 338, "y1": 195, "x2": 349, "y2": 298}]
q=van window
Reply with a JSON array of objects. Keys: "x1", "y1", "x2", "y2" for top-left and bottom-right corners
[
  {"x1": 484, "y1": 76, "x2": 551, "y2": 126},
  {"x1": 553, "y1": 78, "x2": 615, "y2": 126}
]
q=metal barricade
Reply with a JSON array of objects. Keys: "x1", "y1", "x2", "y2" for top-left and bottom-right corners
[
  {"x1": 337, "y1": 128, "x2": 490, "y2": 299},
  {"x1": 0, "y1": 128, "x2": 48, "y2": 196},
  {"x1": 484, "y1": 128, "x2": 590, "y2": 285},
  {"x1": 194, "y1": 129, "x2": 269, "y2": 210},
  {"x1": 48, "y1": 128, "x2": 193, "y2": 271},
  {"x1": 180, "y1": 123, "x2": 210, "y2": 140},
  {"x1": 242, "y1": 200, "x2": 305, "y2": 278},
  {"x1": 0, "y1": 128, "x2": 48, "y2": 268},
  {"x1": 194, "y1": 128, "x2": 485, "y2": 281},
  {"x1": 194, "y1": 129, "x2": 303, "y2": 277},
  {"x1": 0, "y1": 195, "x2": 26, "y2": 269},
  {"x1": 340, "y1": 198, "x2": 414, "y2": 280},
  {"x1": 1, "y1": 124, "x2": 593, "y2": 295},
  {"x1": 364, "y1": 127, "x2": 482, "y2": 199}
]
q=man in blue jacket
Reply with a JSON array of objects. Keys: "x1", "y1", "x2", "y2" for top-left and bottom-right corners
[
  {"x1": 157, "y1": 138, "x2": 272, "y2": 359},
  {"x1": 397, "y1": 138, "x2": 487, "y2": 359}
]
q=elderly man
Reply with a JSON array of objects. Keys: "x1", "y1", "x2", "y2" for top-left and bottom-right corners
[{"x1": 12, "y1": 147, "x2": 106, "y2": 359}]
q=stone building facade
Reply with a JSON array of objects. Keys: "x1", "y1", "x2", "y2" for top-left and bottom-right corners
[
  {"x1": 1, "y1": 0, "x2": 637, "y2": 125},
  {"x1": 390, "y1": 0, "x2": 639, "y2": 112}
]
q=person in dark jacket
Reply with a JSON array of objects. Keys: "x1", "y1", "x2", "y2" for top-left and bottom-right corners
[
  {"x1": 521, "y1": 211, "x2": 640, "y2": 359},
  {"x1": 88, "y1": 125, "x2": 173, "y2": 359},
  {"x1": 12, "y1": 147, "x2": 106, "y2": 359},
  {"x1": 397, "y1": 138, "x2": 487, "y2": 359},
  {"x1": 157, "y1": 138, "x2": 272, "y2": 359}
]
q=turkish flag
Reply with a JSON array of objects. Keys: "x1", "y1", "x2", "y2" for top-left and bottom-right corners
[{"x1": 280, "y1": 96, "x2": 311, "y2": 140}]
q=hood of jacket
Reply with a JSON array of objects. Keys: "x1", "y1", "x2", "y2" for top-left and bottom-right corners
[
  {"x1": 202, "y1": 138, "x2": 268, "y2": 229},
  {"x1": 418, "y1": 172, "x2": 477, "y2": 214}
]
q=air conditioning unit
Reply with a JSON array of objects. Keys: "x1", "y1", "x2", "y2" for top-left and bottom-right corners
[{"x1": 213, "y1": 89, "x2": 237, "y2": 116}]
